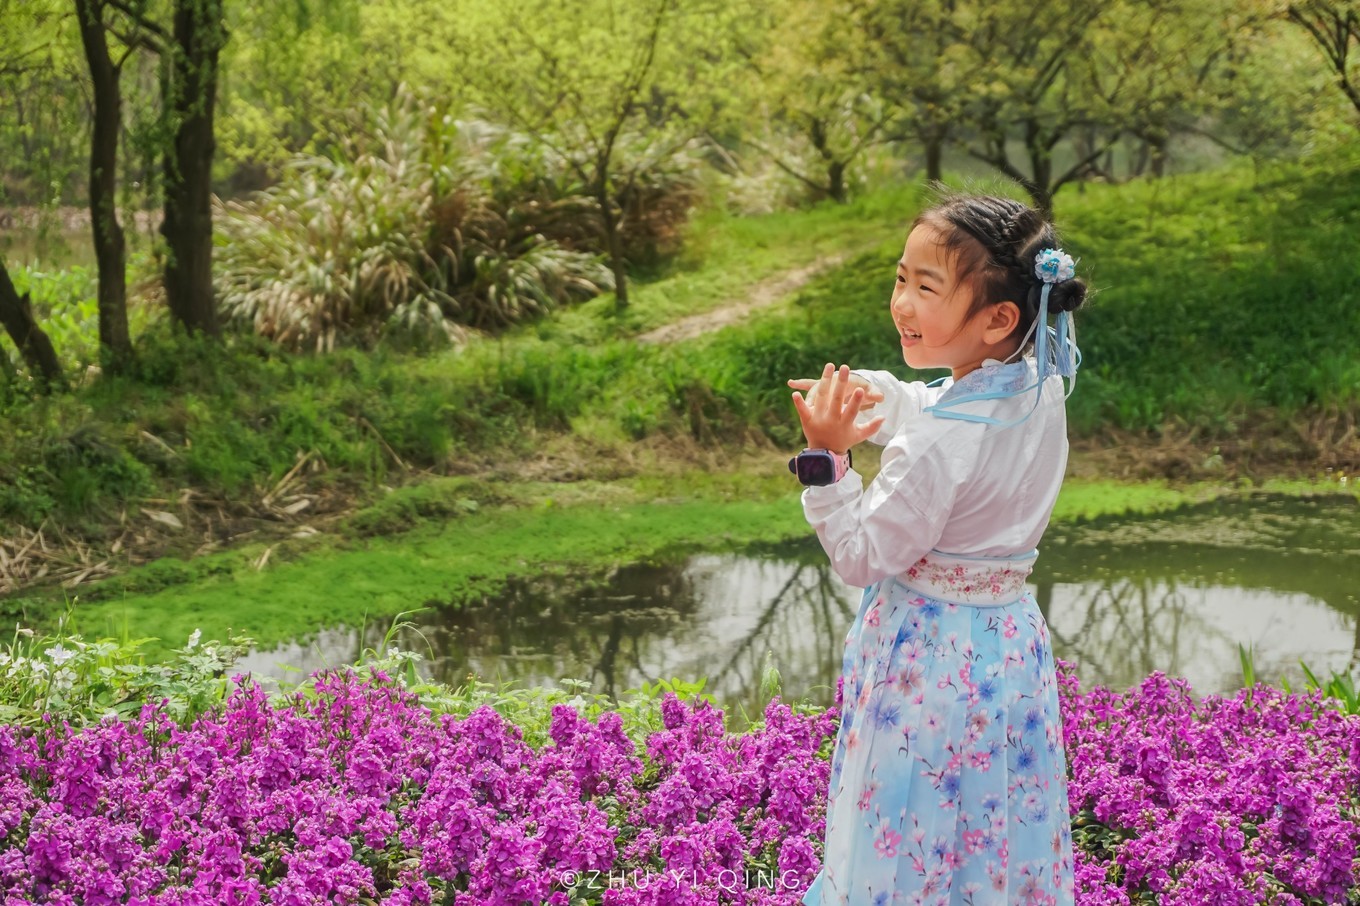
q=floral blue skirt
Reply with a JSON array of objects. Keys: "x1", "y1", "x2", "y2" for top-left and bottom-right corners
[{"x1": 802, "y1": 557, "x2": 1075, "y2": 906}]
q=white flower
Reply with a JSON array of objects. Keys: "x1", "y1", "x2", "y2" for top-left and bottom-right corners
[
  {"x1": 186, "y1": 629, "x2": 201, "y2": 650},
  {"x1": 46, "y1": 644, "x2": 76, "y2": 667},
  {"x1": 1033, "y1": 248, "x2": 1076, "y2": 284},
  {"x1": 52, "y1": 667, "x2": 75, "y2": 693}
]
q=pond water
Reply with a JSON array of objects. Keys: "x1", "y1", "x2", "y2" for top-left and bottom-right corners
[{"x1": 239, "y1": 494, "x2": 1360, "y2": 719}]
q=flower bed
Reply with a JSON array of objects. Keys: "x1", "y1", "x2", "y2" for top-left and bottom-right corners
[
  {"x1": 0, "y1": 669, "x2": 835, "y2": 905},
  {"x1": 1064, "y1": 670, "x2": 1360, "y2": 906},
  {"x1": 0, "y1": 644, "x2": 1356, "y2": 904}
]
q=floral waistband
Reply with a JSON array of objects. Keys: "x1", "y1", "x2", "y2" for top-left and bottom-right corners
[{"x1": 896, "y1": 549, "x2": 1037, "y2": 606}]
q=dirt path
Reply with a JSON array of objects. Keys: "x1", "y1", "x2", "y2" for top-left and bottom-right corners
[{"x1": 636, "y1": 251, "x2": 857, "y2": 344}]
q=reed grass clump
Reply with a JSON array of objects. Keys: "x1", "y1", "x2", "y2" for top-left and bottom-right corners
[{"x1": 214, "y1": 93, "x2": 616, "y2": 350}]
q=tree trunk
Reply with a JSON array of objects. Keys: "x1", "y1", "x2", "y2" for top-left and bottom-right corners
[
  {"x1": 918, "y1": 117, "x2": 949, "y2": 183},
  {"x1": 1026, "y1": 133, "x2": 1056, "y2": 219},
  {"x1": 924, "y1": 134, "x2": 943, "y2": 183},
  {"x1": 161, "y1": 0, "x2": 225, "y2": 336},
  {"x1": 596, "y1": 185, "x2": 629, "y2": 311},
  {"x1": 1149, "y1": 134, "x2": 1169, "y2": 178},
  {"x1": 808, "y1": 118, "x2": 849, "y2": 203},
  {"x1": 1131, "y1": 139, "x2": 1149, "y2": 179},
  {"x1": 74, "y1": 0, "x2": 133, "y2": 370},
  {"x1": 966, "y1": 120, "x2": 1054, "y2": 217},
  {"x1": 827, "y1": 160, "x2": 847, "y2": 204},
  {"x1": 1286, "y1": 4, "x2": 1360, "y2": 120},
  {"x1": 1029, "y1": 184, "x2": 1055, "y2": 221},
  {"x1": 0, "y1": 260, "x2": 64, "y2": 387}
]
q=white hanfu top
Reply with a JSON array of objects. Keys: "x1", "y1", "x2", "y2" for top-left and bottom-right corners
[{"x1": 800, "y1": 357, "x2": 1068, "y2": 588}]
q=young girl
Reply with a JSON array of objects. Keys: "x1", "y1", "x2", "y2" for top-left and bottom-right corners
[{"x1": 787, "y1": 194, "x2": 1083, "y2": 905}]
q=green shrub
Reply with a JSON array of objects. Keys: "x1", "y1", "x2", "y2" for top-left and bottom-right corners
[
  {"x1": 0, "y1": 420, "x2": 153, "y2": 521},
  {"x1": 0, "y1": 621, "x2": 735, "y2": 742},
  {"x1": 3, "y1": 257, "x2": 162, "y2": 382},
  {"x1": 0, "y1": 625, "x2": 252, "y2": 727},
  {"x1": 7, "y1": 265, "x2": 100, "y2": 369},
  {"x1": 215, "y1": 91, "x2": 614, "y2": 349}
]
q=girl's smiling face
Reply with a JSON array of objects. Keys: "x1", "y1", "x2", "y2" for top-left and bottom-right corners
[{"x1": 891, "y1": 223, "x2": 1016, "y2": 380}]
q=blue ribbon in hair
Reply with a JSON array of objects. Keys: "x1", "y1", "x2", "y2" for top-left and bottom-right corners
[{"x1": 923, "y1": 248, "x2": 1081, "y2": 428}]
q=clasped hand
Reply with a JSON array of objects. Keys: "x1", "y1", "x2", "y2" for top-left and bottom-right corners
[{"x1": 788, "y1": 363, "x2": 885, "y2": 455}]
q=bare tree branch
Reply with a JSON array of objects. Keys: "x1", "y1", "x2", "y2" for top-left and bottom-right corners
[
  {"x1": 1051, "y1": 132, "x2": 1123, "y2": 194},
  {"x1": 742, "y1": 134, "x2": 836, "y2": 195},
  {"x1": 1287, "y1": 0, "x2": 1360, "y2": 117},
  {"x1": 105, "y1": 0, "x2": 169, "y2": 44}
]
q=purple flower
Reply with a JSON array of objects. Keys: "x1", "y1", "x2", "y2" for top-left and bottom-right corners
[{"x1": 1, "y1": 660, "x2": 1355, "y2": 906}]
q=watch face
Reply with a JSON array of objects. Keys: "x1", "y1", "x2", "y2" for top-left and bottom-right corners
[{"x1": 795, "y1": 453, "x2": 836, "y2": 486}]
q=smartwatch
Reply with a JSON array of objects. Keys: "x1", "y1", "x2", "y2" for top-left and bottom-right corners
[{"x1": 788, "y1": 448, "x2": 852, "y2": 486}]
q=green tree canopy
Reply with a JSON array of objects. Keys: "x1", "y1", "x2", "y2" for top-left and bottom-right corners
[
  {"x1": 737, "y1": 0, "x2": 885, "y2": 202},
  {"x1": 454, "y1": 0, "x2": 752, "y2": 308}
]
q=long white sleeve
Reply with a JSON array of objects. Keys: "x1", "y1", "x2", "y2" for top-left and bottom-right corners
[
  {"x1": 801, "y1": 419, "x2": 985, "y2": 588},
  {"x1": 798, "y1": 359, "x2": 1072, "y2": 589},
  {"x1": 851, "y1": 369, "x2": 932, "y2": 445}
]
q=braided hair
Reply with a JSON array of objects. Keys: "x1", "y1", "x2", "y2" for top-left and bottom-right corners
[{"x1": 912, "y1": 194, "x2": 1087, "y2": 348}]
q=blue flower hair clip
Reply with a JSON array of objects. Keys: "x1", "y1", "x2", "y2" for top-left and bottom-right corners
[
  {"x1": 1031, "y1": 247, "x2": 1079, "y2": 386},
  {"x1": 1034, "y1": 248, "x2": 1076, "y2": 284},
  {"x1": 923, "y1": 244, "x2": 1082, "y2": 428}
]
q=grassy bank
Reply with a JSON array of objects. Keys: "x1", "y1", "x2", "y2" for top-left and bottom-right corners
[
  {"x1": 17, "y1": 468, "x2": 1229, "y2": 654},
  {"x1": 0, "y1": 185, "x2": 921, "y2": 530},
  {"x1": 665, "y1": 153, "x2": 1360, "y2": 450},
  {"x1": 2, "y1": 153, "x2": 1359, "y2": 607}
]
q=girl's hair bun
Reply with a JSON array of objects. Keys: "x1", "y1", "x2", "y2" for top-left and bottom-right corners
[
  {"x1": 1045, "y1": 277, "x2": 1087, "y2": 314},
  {"x1": 915, "y1": 192, "x2": 1088, "y2": 344}
]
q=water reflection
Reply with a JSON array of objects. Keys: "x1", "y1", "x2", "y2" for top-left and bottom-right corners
[
  {"x1": 1037, "y1": 494, "x2": 1359, "y2": 690},
  {"x1": 242, "y1": 554, "x2": 856, "y2": 723},
  {"x1": 1043, "y1": 580, "x2": 1351, "y2": 693},
  {"x1": 240, "y1": 494, "x2": 1360, "y2": 716}
]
